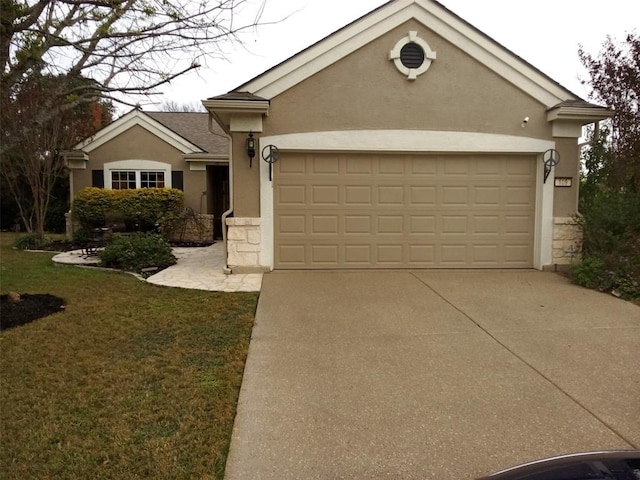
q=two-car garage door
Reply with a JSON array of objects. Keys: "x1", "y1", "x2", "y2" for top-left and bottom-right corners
[{"x1": 274, "y1": 153, "x2": 536, "y2": 269}]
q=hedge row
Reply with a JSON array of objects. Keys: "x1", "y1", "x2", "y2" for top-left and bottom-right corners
[{"x1": 72, "y1": 187, "x2": 184, "y2": 231}]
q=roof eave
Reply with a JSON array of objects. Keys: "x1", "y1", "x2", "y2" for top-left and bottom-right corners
[
  {"x1": 202, "y1": 98, "x2": 271, "y2": 130},
  {"x1": 546, "y1": 106, "x2": 615, "y2": 124}
]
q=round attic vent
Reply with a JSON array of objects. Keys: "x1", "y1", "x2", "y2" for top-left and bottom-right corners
[
  {"x1": 389, "y1": 31, "x2": 436, "y2": 80},
  {"x1": 400, "y1": 42, "x2": 425, "y2": 69}
]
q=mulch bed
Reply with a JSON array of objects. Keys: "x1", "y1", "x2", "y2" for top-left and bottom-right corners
[
  {"x1": 1, "y1": 293, "x2": 65, "y2": 330},
  {"x1": 37, "y1": 240, "x2": 214, "y2": 252}
]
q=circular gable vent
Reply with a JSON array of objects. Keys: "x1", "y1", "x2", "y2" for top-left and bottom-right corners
[
  {"x1": 400, "y1": 42, "x2": 425, "y2": 69},
  {"x1": 389, "y1": 31, "x2": 436, "y2": 80}
]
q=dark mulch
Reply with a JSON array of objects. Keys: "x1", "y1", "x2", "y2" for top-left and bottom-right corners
[
  {"x1": 37, "y1": 240, "x2": 215, "y2": 252},
  {"x1": 1, "y1": 293, "x2": 65, "y2": 330},
  {"x1": 36, "y1": 240, "x2": 82, "y2": 252}
]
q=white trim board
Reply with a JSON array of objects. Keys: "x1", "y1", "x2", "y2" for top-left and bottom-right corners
[
  {"x1": 74, "y1": 110, "x2": 204, "y2": 154},
  {"x1": 259, "y1": 130, "x2": 555, "y2": 154},
  {"x1": 103, "y1": 159, "x2": 172, "y2": 189},
  {"x1": 241, "y1": 0, "x2": 575, "y2": 107}
]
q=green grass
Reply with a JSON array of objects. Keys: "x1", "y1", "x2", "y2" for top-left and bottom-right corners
[{"x1": 0, "y1": 233, "x2": 258, "y2": 479}]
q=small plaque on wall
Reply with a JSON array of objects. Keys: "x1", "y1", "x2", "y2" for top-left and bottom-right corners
[{"x1": 554, "y1": 177, "x2": 572, "y2": 187}]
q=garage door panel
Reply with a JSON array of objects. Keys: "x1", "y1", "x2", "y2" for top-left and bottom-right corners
[
  {"x1": 410, "y1": 186, "x2": 437, "y2": 205},
  {"x1": 441, "y1": 215, "x2": 469, "y2": 234},
  {"x1": 275, "y1": 154, "x2": 535, "y2": 269},
  {"x1": 474, "y1": 186, "x2": 501, "y2": 206},
  {"x1": 311, "y1": 215, "x2": 339, "y2": 234},
  {"x1": 344, "y1": 215, "x2": 371, "y2": 234},
  {"x1": 409, "y1": 244, "x2": 435, "y2": 263},
  {"x1": 410, "y1": 215, "x2": 436, "y2": 234},
  {"x1": 411, "y1": 158, "x2": 438, "y2": 175},
  {"x1": 344, "y1": 244, "x2": 372, "y2": 264},
  {"x1": 379, "y1": 157, "x2": 405, "y2": 174},
  {"x1": 278, "y1": 245, "x2": 306, "y2": 265},
  {"x1": 312, "y1": 156, "x2": 339, "y2": 174},
  {"x1": 277, "y1": 185, "x2": 306, "y2": 204},
  {"x1": 442, "y1": 186, "x2": 470, "y2": 205},
  {"x1": 506, "y1": 186, "x2": 535, "y2": 205},
  {"x1": 311, "y1": 245, "x2": 338, "y2": 264},
  {"x1": 346, "y1": 157, "x2": 373, "y2": 174},
  {"x1": 377, "y1": 245, "x2": 403, "y2": 264},
  {"x1": 311, "y1": 185, "x2": 339, "y2": 204},
  {"x1": 345, "y1": 185, "x2": 372, "y2": 205},
  {"x1": 378, "y1": 186, "x2": 405, "y2": 205},
  {"x1": 279, "y1": 215, "x2": 306, "y2": 234}
]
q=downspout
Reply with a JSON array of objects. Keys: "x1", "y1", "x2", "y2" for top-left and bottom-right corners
[{"x1": 207, "y1": 113, "x2": 234, "y2": 273}]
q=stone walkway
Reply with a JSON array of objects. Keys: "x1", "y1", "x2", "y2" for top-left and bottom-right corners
[{"x1": 52, "y1": 243, "x2": 262, "y2": 292}]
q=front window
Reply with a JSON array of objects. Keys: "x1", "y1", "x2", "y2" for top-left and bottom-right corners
[
  {"x1": 104, "y1": 160, "x2": 171, "y2": 190},
  {"x1": 111, "y1": 170, "x2": 165, "y2": 189},
  {"x1": 141, "y1": 171, "x2": 165, "y2": 188},
  {"x1": 111, "y1": 171, "x2": 136, "y2": 189}
]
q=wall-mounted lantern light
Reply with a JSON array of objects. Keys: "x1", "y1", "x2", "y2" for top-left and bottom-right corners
[{"x1": 246, "y1": 131, "x2": 256, "y2": 168}]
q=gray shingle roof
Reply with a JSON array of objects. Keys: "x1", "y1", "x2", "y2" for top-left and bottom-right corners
[
  {"x1": 207, "y1": 91, "x2": 269, "y2": 102},
  {"x1": 145, "y1": 111, "x2": 227, "y2": 155}
]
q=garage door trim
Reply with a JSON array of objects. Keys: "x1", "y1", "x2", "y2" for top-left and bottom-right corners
[{"x1": 259, "y1": 129, "x2": 555, "y2": 270}]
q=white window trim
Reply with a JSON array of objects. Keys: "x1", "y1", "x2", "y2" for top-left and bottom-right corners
[{"x1": 104, "y1": 160, "x2": 172, "y2": 189}]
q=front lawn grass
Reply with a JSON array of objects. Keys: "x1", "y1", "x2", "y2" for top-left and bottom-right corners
[{"x1": 0, "y1": 233, "x2": 258, "y2": 479}]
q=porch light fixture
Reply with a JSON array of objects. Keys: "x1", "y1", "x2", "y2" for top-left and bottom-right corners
[{"x1": 246, "y1": 131, "x2": 256, "y2": 168}]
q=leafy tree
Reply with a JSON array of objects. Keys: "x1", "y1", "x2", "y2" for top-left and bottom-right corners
[
  {"x1": 579, "y1": 33, "x2": 640, "y2": 191},
  {"x1": 0, "y1": 73, "x2": 113, "y2": 241},
  {"x1": 572, "y1": 33, "x2": 640, "y2": 299}
]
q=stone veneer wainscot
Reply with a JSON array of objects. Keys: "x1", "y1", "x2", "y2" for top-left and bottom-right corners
[
  {"x1": 552, "y1": 216, "x2": 582, "y2": 264},
  {"x1": 226, "y1": 217, "x2": 262, "y2": 269}
]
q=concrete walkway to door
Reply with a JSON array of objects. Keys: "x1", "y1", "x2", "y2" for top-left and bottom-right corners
[{"x1": 225, "y1": 270, "x2": 640, "y2": 480}]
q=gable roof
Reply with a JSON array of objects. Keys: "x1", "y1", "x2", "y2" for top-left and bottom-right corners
[
  {"x1": 73, "y1": 109, "x2": 228, "y2": 156},
  {"x1": 232, "y1": 0, "x2": 581, "y2": 108}
]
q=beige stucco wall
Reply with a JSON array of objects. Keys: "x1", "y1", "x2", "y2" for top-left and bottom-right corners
[
  {"x1": 263, "y1": 20, "x2": 551, "y2": 138},
  {"x1": 233, "y1": 19, "x2": 582, "y2": 217},
  {"x1": 72, "y1": 125, "x2": 207, "y2": 213},
  {"x1": 232, "y1": 132, "x2": 261, "y2": 217},
  {"x1": 552, "y1": 137, "x2": 581, "y2": 216}
]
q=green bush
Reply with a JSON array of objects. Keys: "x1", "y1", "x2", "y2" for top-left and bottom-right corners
[
  {"x1": 99, "y1": 233, "x2": 176, "y2": 274},
  {"x1": 71, "y1": 228, "x2": 92, "y2": 245},
  {"x1": 72, "y1": 187, "x2": 184, "y2": 232},
  {"x1": 570, "y1": 191, "x2": 640, "y2": 299},
  {"x1": 14, "y1": 232, "x2": 44, "y2": 250},
  {"x1": 570, "y1": 256, "x2": 610, "y2": 290}
]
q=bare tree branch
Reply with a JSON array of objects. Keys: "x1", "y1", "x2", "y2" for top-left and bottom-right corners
[{"x1": 1, "y1": 0, "x2": 272, "y2": 154}]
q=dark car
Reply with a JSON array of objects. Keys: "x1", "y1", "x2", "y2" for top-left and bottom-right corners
[{"x1": 476, "y1": 451, "x2": 640, "y2": 480}]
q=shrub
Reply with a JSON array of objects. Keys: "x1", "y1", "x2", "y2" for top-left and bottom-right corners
[
  {"x1": 72, "y1": 187, "x2": 184, "y2": 232},
  {"x1": 570, "y1": 191, "x2": 640, "y2": 299},
  {"x1": 99, "y1": 233, "x2": 176, "y2": 274},
  {"x1": 570, "y1": 256, "x2": 610, "y2": 291},
  {"x1": 14, "y1": 232, "x2": 43, "y2": 250},
  {"x1": 71, "y1": 228, "x2": 92, "y2": 245}
]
